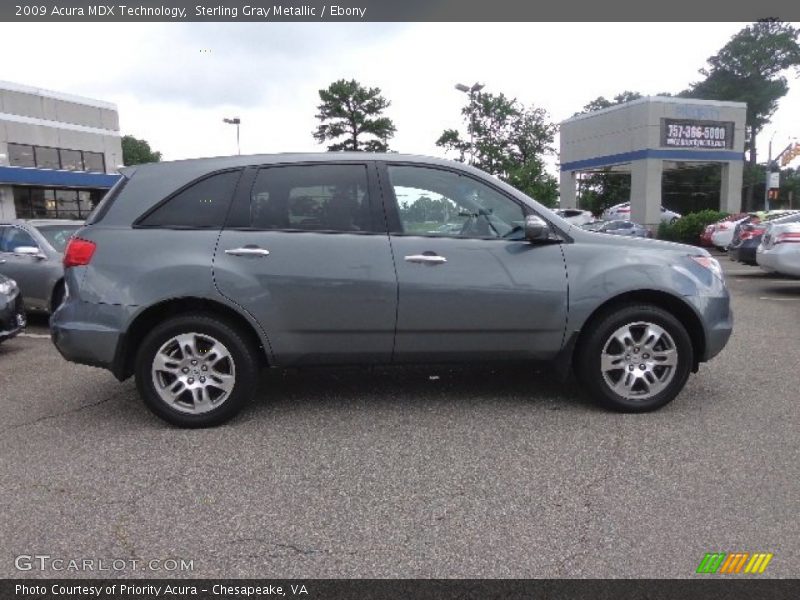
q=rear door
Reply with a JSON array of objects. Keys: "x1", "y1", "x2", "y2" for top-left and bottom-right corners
[
  {"x1": 379, "y1": 163, "x2": 568, "y2": 362},
  {"x1": 213, "y1": 162, "x2": 397, "y2": 366},
  {"x1": 0, "y1": 225, "x2": 49, "y2": 309}
]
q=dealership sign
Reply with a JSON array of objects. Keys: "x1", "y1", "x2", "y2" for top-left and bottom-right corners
[{"x1": 661, "y1": 119, "x2": 735, "y2": 149}]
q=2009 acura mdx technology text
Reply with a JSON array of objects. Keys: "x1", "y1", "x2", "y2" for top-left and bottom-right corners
[{"x1": 51, "y1": 154, "x2": 732, "y2": 427}]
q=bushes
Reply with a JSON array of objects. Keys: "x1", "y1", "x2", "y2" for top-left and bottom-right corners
[{"x1": 657, "y1": 210, "x2": 728, "y2": 245}]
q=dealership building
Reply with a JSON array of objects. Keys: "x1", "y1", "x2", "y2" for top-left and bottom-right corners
[
  {"x1": 559, "y1": 96, "x2": 747, "y2": 227},
  {"x1": 0, "y1": 81, "x2": 122, "y2": 221}
]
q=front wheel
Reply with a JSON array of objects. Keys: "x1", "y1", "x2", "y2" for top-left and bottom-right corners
[
  {"x1": 135, "y1": 313, "x2": 259, "y2": 427},
  {"x1": 575, "y1": 304, "x2": 693, "y2": 412}
]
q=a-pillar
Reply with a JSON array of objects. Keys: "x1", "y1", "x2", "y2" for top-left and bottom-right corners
[
  {"x1": 559, "y1": 170, "x2": 577, "y2": 208},
  {"x1": 630, "y1": 158, "x2": 663, "y2": 228}
]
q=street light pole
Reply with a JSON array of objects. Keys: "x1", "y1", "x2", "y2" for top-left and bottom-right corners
[
  {"x1": 764, "y1": 131, "x2": 776, "y2": 211},
  {"x1": 455, "y1": 82, "x2": 484, "y2": 165},
  {"x1": 223, "y1": 117, "x2": 241, "y2": 155}
]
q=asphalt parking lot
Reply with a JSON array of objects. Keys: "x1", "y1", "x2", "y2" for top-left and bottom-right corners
[{"x1": 1, "y1": 257, "x2": 798, "y2": 579}]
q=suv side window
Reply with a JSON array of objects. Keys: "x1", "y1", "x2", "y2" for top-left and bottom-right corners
[
  {"x1": 138, "y1": 170, "x2": 242, "y2": 228},
  {"x1": 249, "y1": 164, "x2": 374, "y2": 232},
  {"x1": 0, "y1": 227, "x2": 36, "y2": 252},
  {"x1": 387, "y1": 165, "x2": 527, "y2": 239}
]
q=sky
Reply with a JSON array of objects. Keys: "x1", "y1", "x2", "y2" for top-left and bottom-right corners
[{"x1": 1, "y1": 21, "x2": 799, "y2": 173}]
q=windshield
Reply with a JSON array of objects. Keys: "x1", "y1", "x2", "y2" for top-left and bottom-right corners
[{"x1": 36, "y1": 225, "x2": 81, "y2": 253}]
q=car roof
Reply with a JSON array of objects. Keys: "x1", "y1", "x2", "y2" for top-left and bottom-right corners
[{"x1": 118, "y1": 152, "x2": 479, "y2": 178}]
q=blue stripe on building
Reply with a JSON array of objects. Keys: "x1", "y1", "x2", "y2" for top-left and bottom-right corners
[
  {"x1": 560, "y1": 149, "x2": 745, "y2": 172},
  {"x1": 0, "y1": 166, "x2": 120, "y2": 188}
]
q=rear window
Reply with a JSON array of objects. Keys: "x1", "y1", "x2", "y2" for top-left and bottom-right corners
[
  {"x1": 85, "y1": 176, "x2": 128, "y2": 225},
  {"x1": 138, "y1": 170, "x2": 242, "y2": 228}
]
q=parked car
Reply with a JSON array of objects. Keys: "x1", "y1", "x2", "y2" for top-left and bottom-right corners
[
  {"x1": 581, "y1": 219, "x2": 652, "y2": 238},
  {"x1": 728, "y1": 211, "x2": 800, "y2": 265},
  {"x1": 756, "y1": 218, "x2": 800, "y2": 277},
  {"x1": 0, "y1": 219, "x2": 82, "y2": 313},
  {"x1": 51, "y1": 154, "x2": 732, "y2": 427},
  {"x1": 554, "y1": 208, "x2": 595, "y2": 226},
  {"x1": 602, "y1": 202, "x2": 681, "y2": 224},
  {"x1": 702, "y1": 213, "x2": 748, "y2": 249},
  {"x1": 0, "y1": 274, "x2": 25, "y2": 344}
]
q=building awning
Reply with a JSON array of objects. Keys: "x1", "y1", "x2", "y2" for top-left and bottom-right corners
[{"x1": 0, "y1": 165, "x2": 120, "y2": 188}]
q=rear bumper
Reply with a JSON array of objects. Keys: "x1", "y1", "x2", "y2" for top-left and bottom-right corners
[
  {"x1": 729, "y1": 243, "x2": 759, "y2": 265},
  {"x1": 50, "y1": 298, "x2": 130, "y2": 377},
  {"x1": 0, "y1": 293, "x2": 26, "y2": 342},
  {"x1": 757, "y1": 246, "x2": 800, "y2": 277}
]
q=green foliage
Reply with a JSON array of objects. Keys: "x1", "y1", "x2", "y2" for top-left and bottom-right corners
[
  {"x1": 576, "y1": 91, "x2": 643, "y2": 116},
  {"x1": 657, "y1": 210, "x2": 728, "y2": 245},
  {"x1": 436, "y1": 89, "x2": 559, "y2": 207},
  {"x1": 313, "y1": 79, "x2": 396, "y2": 152},
  {"x1": 121, "y1": 135, "x2": 162, "y2": 166}
]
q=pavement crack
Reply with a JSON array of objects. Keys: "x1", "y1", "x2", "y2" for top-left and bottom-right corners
[{"x1": 2, "y1": 389, "x2": 126, "y2": 433}]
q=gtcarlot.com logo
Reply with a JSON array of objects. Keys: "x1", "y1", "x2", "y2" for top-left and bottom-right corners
[
  {"x1": 14, "y1": 554, "x2": 194, "y2": 572},
  {"x1": 696, "y1": 552, "x2": 773, "y2": 574}
]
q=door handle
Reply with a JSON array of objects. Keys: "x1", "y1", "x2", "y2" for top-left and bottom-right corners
[
  {"x1": 225, "y1": 247, "x2": 270, "y2": 257},
  {"x1": 404, "y1": 254, "x2": 447, "y2": 265},
  {"x1": 0, "y1": 259, "x2": 5, "y2": 264}
]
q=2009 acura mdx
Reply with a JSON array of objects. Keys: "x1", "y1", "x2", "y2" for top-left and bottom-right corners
[{"x1": 51, "y1": 154, "x2": 732, "y2": 427}]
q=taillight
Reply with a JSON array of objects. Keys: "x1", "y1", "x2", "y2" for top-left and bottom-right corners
[
  {"x1": 740, "y1": 227, "x2": 765, "y2": 241},
  {"x1": 618, "y1": 207, "x2": 630, "y2": 213},
  {"x1": 719, "y1": 222, "x2": 731, "y2": 230},
  {"x1": 774, "y1": 232, "x2": 800, "y2": 244},
  {"x1": 63, "y1": 238, "x2": 96, "y2": 268}
]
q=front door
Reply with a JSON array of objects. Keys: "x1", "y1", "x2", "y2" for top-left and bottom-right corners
[
  {"x1": 380, "y1": 164, "x2": 568, "y2": 362},
  {"x1": 214, "y1": 162, "x2": 397, "y2": 366}
]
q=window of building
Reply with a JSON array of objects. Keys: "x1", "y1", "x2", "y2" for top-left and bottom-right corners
[
  {"x1": 59, "y1": 149, "x2": 84, "y2": 171},
  {"x1": 250, "y1": 164, "x2": 373, "y2": 232},
  {"x1": 12, "y1": 186, "x2": 100, "y2": 219},
  {"x1": 83, "y1": 151, "x2": 105, "y2": 173},
  {"x1": 35, "y1": 146, "x2": 60, "y2": 169},
  {"x1": 8, "y1": 143, "x2": 35, "y2": 167},
  {"x1": 137, "y1": 170, "x2": 242, "y2": 228}
]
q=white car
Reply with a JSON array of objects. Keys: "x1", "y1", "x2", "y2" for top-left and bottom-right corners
[
  {"x1": 711, "y1": 214, "x2": 751, "y2": 250},
  {"x1": 602, "y1": 202, "x2": 681, "y2": 224},
  {"x1": 756, "y1": 219, "x2": 800, "y2": 277},
  {"x1": 554, "y1": 208, "x2": 595, "y2": 226}
]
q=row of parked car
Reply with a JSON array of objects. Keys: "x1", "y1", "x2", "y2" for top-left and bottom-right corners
[
  {"x1": 700, "y1": 210, "x2": 800, "y2": 277},
  {"x1": 554, "y1": 202, "x2": 682, "y2": 239},
  {"x1": 0, "y1": 219, "x2": 83, "y2": 345}
]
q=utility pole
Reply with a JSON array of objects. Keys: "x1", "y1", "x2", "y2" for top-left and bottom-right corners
[{"x1": 223, "y1": 117, "x2": 241, "y2": 155}]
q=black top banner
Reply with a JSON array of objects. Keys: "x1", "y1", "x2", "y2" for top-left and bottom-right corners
[{"x1": 3, "y1": 0, "x2": 800, "y2": 22}]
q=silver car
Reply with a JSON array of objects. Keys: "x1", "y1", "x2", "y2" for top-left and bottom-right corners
[
  {"x1": 51, "y1": 154, "x2": 732, "y2": 427},
  {"x1": 0, "y1": 220, "x2": 83, "y2": 313},
  {"x1": 756, "y1": 214, "x2": 800, "y2": 277}
]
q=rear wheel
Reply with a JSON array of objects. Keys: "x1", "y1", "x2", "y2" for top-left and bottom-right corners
[
  {"x1": 575, "y1": 304, "x2": 693, "y2": 412},
  {"x1": 135, "y1": 313, "x2": 259, "y2": 427}
]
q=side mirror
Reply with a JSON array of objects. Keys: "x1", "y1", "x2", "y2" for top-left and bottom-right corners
[
  {"x1": 13, "y1": 246, "x2": 45, "y2": 259},
  {"x1": 524, "y1": 215, "x2": 550, "y2": 242}
]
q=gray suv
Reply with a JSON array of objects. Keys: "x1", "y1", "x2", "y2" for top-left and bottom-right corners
[{"x1": 51, "y1": 154, "x2": 732, "y2": 427}]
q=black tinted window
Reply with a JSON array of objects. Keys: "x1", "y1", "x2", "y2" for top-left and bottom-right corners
[
  {"x1": 139, "y1": 170, "x2": 241, "y2": 228},
  {"x1": 250, "y1": 164, "x2": 373, "y2": 232}
]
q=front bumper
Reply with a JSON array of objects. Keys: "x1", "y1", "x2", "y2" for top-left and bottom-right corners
[{"x1": 0, "y1": 293, "x2": 26, "y2": 342}]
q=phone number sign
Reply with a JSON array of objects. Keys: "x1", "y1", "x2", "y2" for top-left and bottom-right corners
[{"x1": 661, "y1": 119, "x2": 734, "y2": 149}]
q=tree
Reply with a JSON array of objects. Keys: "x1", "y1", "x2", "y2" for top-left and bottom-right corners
[
  {"x1": 121, "y1": 135, "x2": 162, "y2": 166},
  {"x1": 577, "y1": 90, "x2": 643, "y2": 116},
  {"x1": 681, "y1": 20, "x2": 800, "y2": 210},
  {"x1": 313, "y1": 79, "x2": 396, "y2": 152},
  {"x1": 436, "y1": 89, "x2": 559, "y2": 206}
]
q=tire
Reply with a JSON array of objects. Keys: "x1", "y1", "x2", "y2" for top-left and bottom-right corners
[
  {"x1": 135, "y1": 313, "x2": 259, "y2": 427},
  {"x1": 575, "y1": 304, "x2": 693, "y2": 412}
]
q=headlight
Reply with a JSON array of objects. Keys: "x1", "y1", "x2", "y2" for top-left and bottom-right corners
[
  {"x1": 0, "y1": 279, "x2": 18, "y2": 296},
  {"x1": 689, "y1": 255, "x2": 723, "y2": 280}
]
